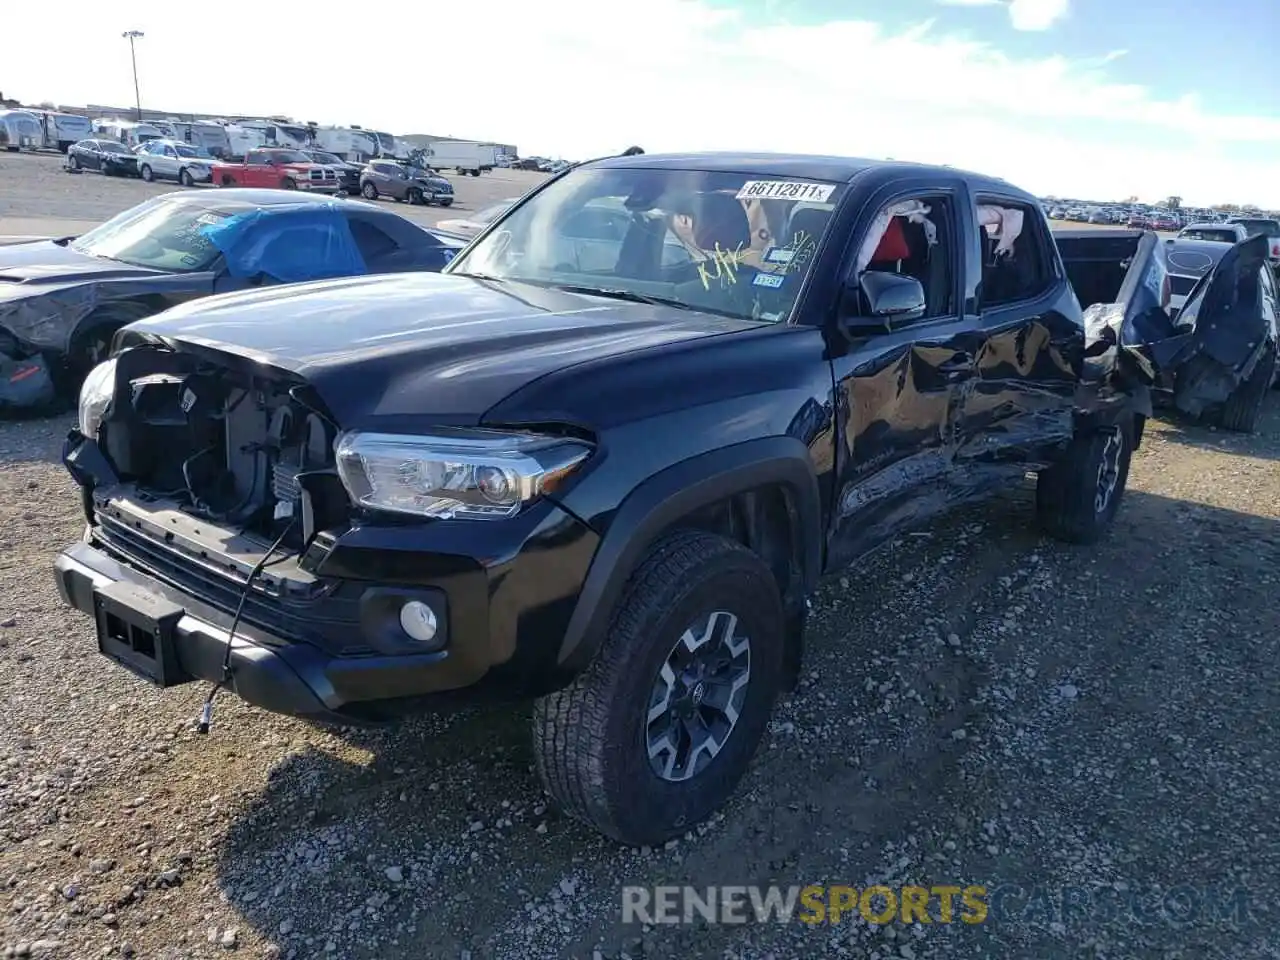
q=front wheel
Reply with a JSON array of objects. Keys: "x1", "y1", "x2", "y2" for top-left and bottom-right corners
[
  {"x1": 179, "y1": 167, "x2": 194, "y2": 187},
  {"x1": 532, "y1": 530, "x2": 785, "y2": 847},
  {"x1": 139, "y1": 164, "x2": 153, "y2": 182},
  {"x1": 406, "y1": 187, "x2": 423, "y2": 205},
  {"x1": 67, "y1": 155, "x2": 79, "y2": 172},
  {"x1": 280, "y1": 177, "x2": 297, "y2": 190},
  {"x1": 1035, "y1": 420, "x2": 1133, "y2": 544},
  {"x1": 361, "y1": 181, "x2": 378, "y2": 200}
]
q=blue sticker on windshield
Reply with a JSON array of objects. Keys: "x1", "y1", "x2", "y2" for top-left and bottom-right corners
[
  {"x1": 753, "y1": 272, "x2": 785, "y2": 289},
  {"x1": 762, "y1": 247, "x2": 794, "y2": 265}
]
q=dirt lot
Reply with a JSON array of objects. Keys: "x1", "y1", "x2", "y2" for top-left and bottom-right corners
[{"x1": 2, "y1": 151, "x2": 1278, "y2": 960}]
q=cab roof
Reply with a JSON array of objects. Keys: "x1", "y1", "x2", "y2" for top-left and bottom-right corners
[{"x1": 585, "y1": 151, "x2": 1026, "y2": 195}]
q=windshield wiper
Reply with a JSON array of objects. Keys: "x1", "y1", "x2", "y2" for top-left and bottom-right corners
[{"x1": 553, "y1": 284, "x2": 697, "y2": 311}]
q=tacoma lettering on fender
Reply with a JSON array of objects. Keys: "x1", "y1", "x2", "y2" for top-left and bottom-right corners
[{"x1": 56, "y1": 154, "x2": 1163, "y2": 846}]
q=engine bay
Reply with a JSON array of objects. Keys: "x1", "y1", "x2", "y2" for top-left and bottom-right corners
[{"x1": 97, "y1": 345, "x2": 351, "y2": 549}]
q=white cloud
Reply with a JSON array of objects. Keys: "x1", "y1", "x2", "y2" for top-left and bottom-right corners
[
  {"x1": 1007, "y1": 0, "x2": 1070, "y2": 31},
  {"x1": 4, "y1": 0, "x2": 1278, "y2": 206},
  {"x1": 937, "y1": 0, "x2": 1070, "y2": 31}
]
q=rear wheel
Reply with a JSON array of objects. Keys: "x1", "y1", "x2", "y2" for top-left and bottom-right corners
[
  {"x1": 1035, "y1": 420, "x2": 1133, "y2": 544},
  {"x1": 1218, "y1": 346, "x2": 1276, "y2": 433},
  {"x1": 220, "y1": 174, "x2": 236, "y2": 187},
  {"x1": 532, "y1": 530, "x2": 786, "y2": 846}
]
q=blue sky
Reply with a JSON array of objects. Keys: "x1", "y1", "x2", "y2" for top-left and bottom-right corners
[{"x1": 7, "y1": 0, "x2": 1279, "y2": 206}]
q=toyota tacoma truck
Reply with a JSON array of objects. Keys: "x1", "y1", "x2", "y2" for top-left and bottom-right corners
[
  {"x1": 212, "y1": 148, "x2": 340, "y2": 193},
  {"x1": 57, "y1": 154, "x2": 1164, "y2": 847}
]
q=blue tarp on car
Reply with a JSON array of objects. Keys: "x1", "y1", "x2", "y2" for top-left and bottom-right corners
[{"x1": 199, "y1": 204, "x2": 366, "y2": 283}]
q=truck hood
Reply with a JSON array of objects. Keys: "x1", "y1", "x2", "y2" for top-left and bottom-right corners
[{"x1": 119, "y1": 272, "x2": 758, "y2": 428}]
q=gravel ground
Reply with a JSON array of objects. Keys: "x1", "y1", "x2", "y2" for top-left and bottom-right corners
[{"x1": 2, "y1": 151, "x2": 1277, "y2": 960}]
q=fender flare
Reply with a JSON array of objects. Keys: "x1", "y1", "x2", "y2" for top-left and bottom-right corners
[{"x1": 555, "y1": 436, "x2": 823, "y2": 673}]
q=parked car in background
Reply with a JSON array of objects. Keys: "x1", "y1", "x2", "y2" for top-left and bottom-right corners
[
  {"x1": 0, "y1": 190, "x2": 467, "y2": 412},
  {"x1": 359, "y1": 160, "x2": 455, "y2": 206},
  {"x1": 212, "y1": 149, "x2": 340, "y2": 192},
  {"x1": 1127, "y1": 212, "x2": 1151, "y2": 229},
  {"x1": 1177, "y1": 222, "x2": 1247, "y2": 245},
  {"x1": 1226, "y1": 217, "x2": 1280, "y2": 269},
  {"x1": 0, "y1": 109, "x2": 44, "y2": 151},
  {"x1": 1149, "y1": 212, "x2": 1179, "y2": 231},
  {"x1": 134, "y1": 139, "x2": 216, "y2": 186},
  {"x1": 64, "y1": 139, "x2": 141, "y2": 177},
  {"x1": 302, "y1": 149, "x2": 362, "y2": 195},
  {"x1": 435, "y1": 198, "x2": 519, "y2": 238},
  {"x1": 1162, "y1": 234, "x2": 1234, "y2": 313}
]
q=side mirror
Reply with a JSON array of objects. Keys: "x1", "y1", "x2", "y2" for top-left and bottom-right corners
[{"x1": 839, "y1": 271, "x2": 927, "y2": 333}]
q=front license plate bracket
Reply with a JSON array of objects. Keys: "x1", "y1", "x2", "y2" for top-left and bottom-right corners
[{"x1": 93, "y1": 581, "x2": 191, "y2": 687}]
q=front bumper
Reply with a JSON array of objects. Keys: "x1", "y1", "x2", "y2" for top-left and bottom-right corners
[{"x1": 53, "y1": 472, "x2": 601, "y2": 722}]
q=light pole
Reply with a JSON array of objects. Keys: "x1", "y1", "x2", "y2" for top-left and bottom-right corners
[{"x1": 122, "y1": 30, "x2": 144, "y2": 121}]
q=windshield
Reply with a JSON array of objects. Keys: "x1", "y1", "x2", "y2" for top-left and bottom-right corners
[
  {"x1": 100, "y1": 141, "x2": 131, "y2": 155},
  {"x1": 175, "y1": 144, "x2": 209, "y2": 158},
  {"x1": 449, "y1": 167, "x2": 844, "y2": 322},
  {"x1": 309, "y1": 151, "x2": 341, "y2": 164},
  {"x1": 70, "y1": 197, "x2": 245, "y2": 272}
]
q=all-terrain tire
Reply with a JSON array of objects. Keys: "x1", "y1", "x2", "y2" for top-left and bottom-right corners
[
  {"x1": 532, "y1": 529, "x2": 785, "y2": 847},
  {"x1": 1219, "y1": 347, "x2": 1276, "y2": 433},
  {"x1": 1035, "y1": 419, "x2": 1133, "y2": 545}
]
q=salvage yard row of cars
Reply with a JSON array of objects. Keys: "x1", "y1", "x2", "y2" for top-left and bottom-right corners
[
  {"x1": 65, "y1": 139, "x2": 460, "y2": 206},
  {"x1": 2, "y1": 152, "x2": 1277, "y2": 849}
]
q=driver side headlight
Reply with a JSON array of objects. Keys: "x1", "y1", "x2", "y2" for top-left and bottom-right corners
[
  {"x1": 78, "y1": 358, "x2": 118, "y2": 438},
  {"x1": 334, "y1": 429, "x2": 593, "y2": 520}
]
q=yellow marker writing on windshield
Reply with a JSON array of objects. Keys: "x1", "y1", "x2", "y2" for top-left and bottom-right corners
[{"x1": 698, "y1": 242, "x2": 750, "y2": 291}]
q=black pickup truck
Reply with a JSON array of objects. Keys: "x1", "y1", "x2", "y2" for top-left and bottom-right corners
[{"x1": 58, "y1": 154, "x2": 1188, "y2": 846}]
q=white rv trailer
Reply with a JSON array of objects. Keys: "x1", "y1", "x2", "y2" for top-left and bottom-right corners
[{"x1": 312, "y1": 126, "x2": 379, "y2": 162}]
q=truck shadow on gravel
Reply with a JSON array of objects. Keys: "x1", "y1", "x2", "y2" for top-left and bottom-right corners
[{"x1": 206, "y1": 482, "x2": 1280, "y2": 959}]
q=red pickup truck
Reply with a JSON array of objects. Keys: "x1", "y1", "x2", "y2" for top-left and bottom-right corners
[{"x1": 212, "y1": 148, "x2": 341, "y2": 193}]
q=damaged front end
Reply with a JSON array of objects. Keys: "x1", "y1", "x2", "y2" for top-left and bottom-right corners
[{"x1": 67, "y1": 342, "x2": 353, "y2": 574}]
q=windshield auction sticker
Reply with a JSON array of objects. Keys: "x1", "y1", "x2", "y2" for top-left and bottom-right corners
[{"x1": 736, "y1": 181, "x2": 835, "y2": 203}]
